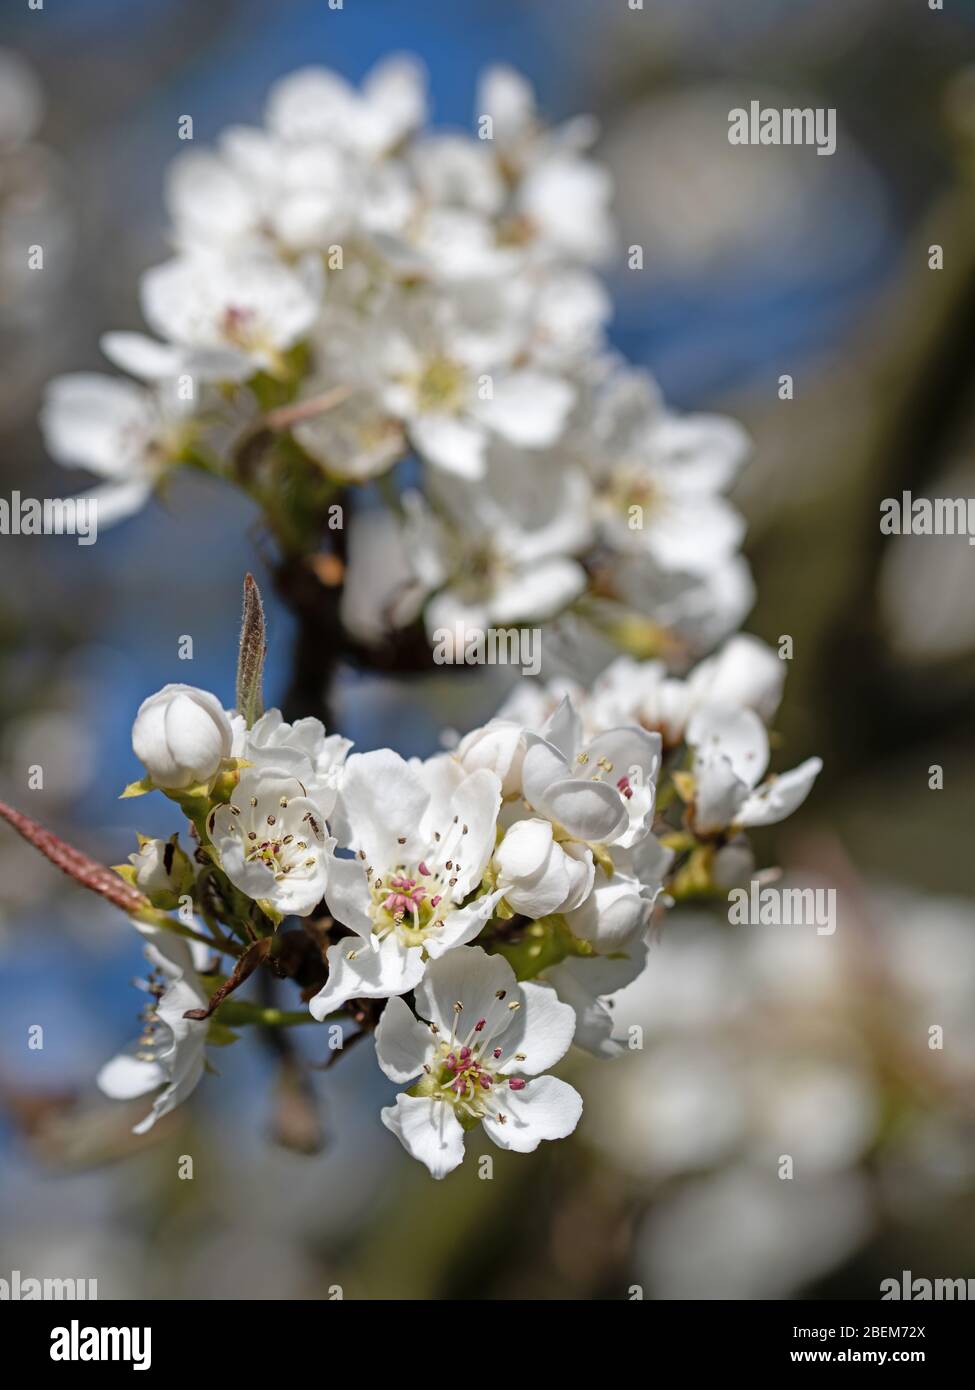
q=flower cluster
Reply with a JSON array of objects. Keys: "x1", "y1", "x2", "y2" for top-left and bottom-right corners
[
  {"x1": 15, "y1": 53, "x2": 825, "y2": 1180},
  {"x1": 92, "y1": 623, "x2": 819, "y2": 1177},
  {"x1": 39, "y1": 59, "x2": 751, "y2": 661}
]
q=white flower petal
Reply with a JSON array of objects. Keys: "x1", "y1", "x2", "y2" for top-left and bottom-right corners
[
  {"x1": 423, "y1": 889, "x2": 505, "y2": 958},
  {"x1": 495, "y1": 818, "x2": 554, "y2": 881},
  {"x1": 497, "y1": 980, "x2": 576, "y2": 1076},
  {"x1": 487, "y1": 558, "x2": 586, "y2": 625},
  {"x1": 410, "y1": 412, "x2": 486, "y2": 479},
  {"x1": 483, "y1": 1074, "x2": 583, "y2": 1153},
  {"x1": 323, "y1": 854, "x2": 373, "y2": 936},
  {"x1": 736, "y1": 757, "x2": 823, "y2": 828},
  {"x1": 692, "y1": 755, "x2": 746, "y2": 836},
  {"x1": 308, "y1": 934, "x2": 425, "y2": 1020},
  {"x1": 381, "y1": 1093, "x2": 466, "y2": 1179},
  {"x1": 470, "y1": 371, "x2": 575, "y2": 449},
  {"x1": 332, "y1": 749, "x2": 430, "y2": 868},
  {"x1": 538, "y1": 777, "x2": 626, "y2": 844},
  {"x1": 688, "y1": 704, "x2": 770, "y2": 789},
  {"x1": 414, "y1": 944, "x2": 515, "y2": 1039},
  {"x1": 374, "y1": 995, "x2": 432, "y2": 1084},
  {"x1": 97, "y1": 1050, "x2": 166, "y2": 1101}
]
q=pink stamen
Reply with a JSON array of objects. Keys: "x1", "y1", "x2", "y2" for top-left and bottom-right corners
[{"x1": 508, "y1": 1077, "x2": 526, "y2": 1091}]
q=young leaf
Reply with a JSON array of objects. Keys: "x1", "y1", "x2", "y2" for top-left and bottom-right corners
[{"x1": 236, "y1": 572, "x2": 267, "y2": 730}]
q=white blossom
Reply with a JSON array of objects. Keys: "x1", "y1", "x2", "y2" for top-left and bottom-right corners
[
  {"x1": 375, "y1": 946, "x2": 582, "y2": 1178},
  {"x1": 686, "y1": 703, "x2": 822, "y2": 834},
  {"x1": 97, "y1": 929, "x2": 209, "y2": 1135},
  {"x1": 39, "y1": 373, "x2": 189, "y2": 526},
  {"x1": 207, "y1": 767, "x2": 334, "y2": 918},
  {"x1": 308, "y1": 752, "x2": 503, "y2": 1018},
  {"x1": 493, "y1": 817, "x2": 594, "y2": 919},
  {"x1": 132, "y1": 684, "x2": 233, "y2": 791},
  {"x1": 521, "y1": 696, "x2": 661, "y2": 849},
  {"x1": 230, "y1": 708, "x2": 351, "y2": 821}
]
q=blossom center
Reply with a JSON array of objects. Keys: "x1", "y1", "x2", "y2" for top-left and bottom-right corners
[
  {"x1": 364, "y1": 815, "x2": 473, "y2": 947},
  {"x1": 420, "y1": 1002, "x2": 528, "y2": 1125},
  {"x1": 416, "y1": 354, "x2": 466, "y2": 413},
  {"x1": 370, "y1": 863, "x2": 444, "y2": 946},
  {"x1": 211, "y1": 794, "x2": 322, "y2": 883}
]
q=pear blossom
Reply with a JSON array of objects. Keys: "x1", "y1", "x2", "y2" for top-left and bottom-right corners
[
  {"x1": 132, "y1": 684, "x2": 233, "y2": 791},
  {"x1": 17, "y1": 50, "x2": 837, "y2": 1194},
  {"x1": 521, "y1": 697, "x2": 661, "y2": 849},
  {"x1": 292, "y1": 384, "x2": 406, "y2": 482},
  {"x1": 39, "y1": 372, "x2": 190, "y2": 526},
  {"x1": 454, "y1": 718, "x2": 527, "y2": 798},
  {"x1": 230, "y1": 708, "x2": 351, "y2": 820},
  {"x1": 165, "y1": 137, "x2": 353, "y2": 257},
  {"x1": 493, "y1": 816, "x2": 594, "y2": 919},
  {"x1": 476, "y1": 64, "x2": 613, "y2": 264},
  {"x1": 207, "y1": 767, "x2": 334, "y2": 918},
  {"x1": 546, "y1": 942, "x2": 650, "y2": 1058},
  {"x1": 404, "y1": 457, "x2": 590, "y2": 634},
  {"x1": 591, "y1": 390, "x2": 749, "y2": 576},
  {"x1": 265, "y1": 55, "x2": 428, "y2": 159},
  {"x1": 686, "y1": 704, "x2": 822, "y2": 835},
  {"x1": 564, "y1": 834, "x2": 672, "y2": 953},
  {"x1": 367, "y1": 292, "x2": 576, "y2": 479},
  {"x1": 375, "y1": 946, "x2": 582, "y2": 1177},
  {"x1": 121, "y1": 251, "x2": 322, "y2": 383},
  {"x1": 583, "y1": 634, "x2": 785, "y2": 747},
  {"x1": 96, "y1": 929, "x2": 209, "y2": 1135},
  {"x1": 308, "y1": 752, "x2": 503, "y2": 1018},
  {"x1": 127, "y1": 834, "x2": 194, "y2": 909},
  {"x1": 614, "y1": 550, "x2": 757, "y2": 658}
]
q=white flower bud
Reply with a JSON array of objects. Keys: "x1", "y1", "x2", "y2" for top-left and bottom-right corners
[
  {"x1": 130, "y1": 835, "x2": 194, "y2": 907},
  {"x1": 495, "y1": 818, "x2": 594, "y2": 919},
  {"x1": 456, "y1": 719, "x2": 525, "y2": 797},
  {"x1": 132, "y1": 683, "x2": 232, "y2": 790}
]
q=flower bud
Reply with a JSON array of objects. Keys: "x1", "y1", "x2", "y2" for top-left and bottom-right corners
[
  {"x1": 456, "y1": 719, "x2": 525, "y2": 797},
  {"x1": 132, "y1": 683, "x2": 232, "y2": 790},
  {"x1": 130, "y1": 834, "x2": 194, "y2": 908}
]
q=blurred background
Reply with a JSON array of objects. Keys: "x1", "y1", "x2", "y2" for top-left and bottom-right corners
[{"x1": 1, "y1": 0, "x2": 975, "y2": 1300}]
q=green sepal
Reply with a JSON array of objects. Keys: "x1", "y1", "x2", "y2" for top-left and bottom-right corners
[
  {"x1": 120, "y1": 777, "x2": 154, "y2": 799},
  {"x1": 256, "y1": 900, "x2": 282, "y2": 929}
]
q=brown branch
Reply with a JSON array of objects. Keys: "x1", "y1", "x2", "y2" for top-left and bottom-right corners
[{"x1": 0, "y1": 799, "x2": 148, "y2": 916}]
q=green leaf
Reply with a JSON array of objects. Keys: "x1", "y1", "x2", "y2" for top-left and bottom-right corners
[
  {"x1": 120, "y1": 777, "x2": 154, "y2": 799},
  {"x1": 206, "y1": 1020, "x2": 241, "y2": 1047},
  {"x1": 235, "y1": 573, "x2": 266, "y2": 730}
]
